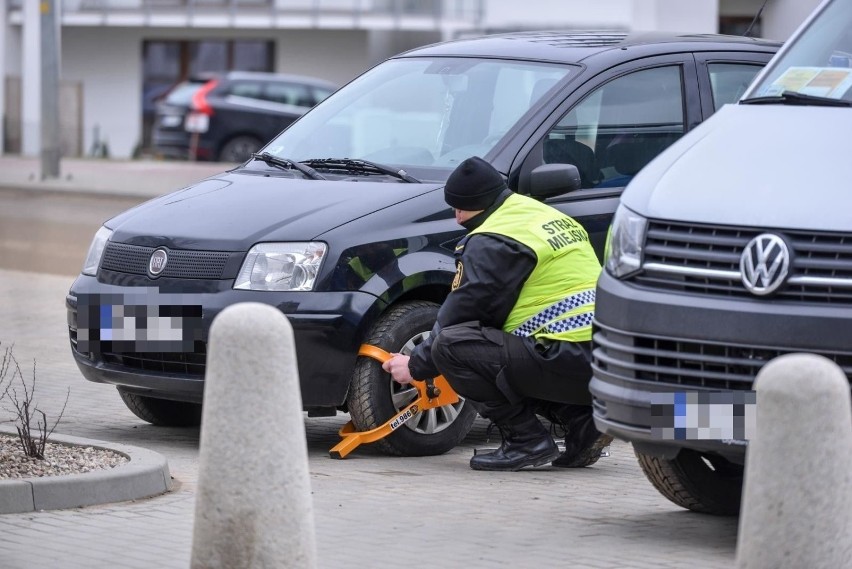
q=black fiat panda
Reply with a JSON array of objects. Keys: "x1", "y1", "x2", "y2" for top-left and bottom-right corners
[{"x1": 68, "y1": 31, "x2": 778, "y2": 457}]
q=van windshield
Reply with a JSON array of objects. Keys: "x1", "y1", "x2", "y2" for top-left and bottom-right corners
[
  {"x1": 747, "y1": 0, "x2": 852, "y2": 102},
  {"x1": 261, "y1": 57, "x2": 572, "y2": 180}
]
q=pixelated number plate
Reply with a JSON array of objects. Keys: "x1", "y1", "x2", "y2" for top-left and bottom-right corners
[
  {"x1": 650, "y1": 391, "x2": 756, "y2": 444},
  {"x1": 76, "y1": 291, "x2": 202, "y2": 353}
]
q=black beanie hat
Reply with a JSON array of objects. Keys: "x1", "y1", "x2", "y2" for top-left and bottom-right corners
[{"x1": 444, "y1": 156, "x2": 507, "y2": 211}]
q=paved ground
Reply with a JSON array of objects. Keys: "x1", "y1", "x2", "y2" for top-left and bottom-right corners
[{"x1": 0, "y1": 156, "x2": 741, "y2": 568}]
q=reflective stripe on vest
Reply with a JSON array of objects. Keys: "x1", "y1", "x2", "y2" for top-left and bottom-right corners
[{"x1": 511, "y1": 288, "x2": 596, "y2": 338}]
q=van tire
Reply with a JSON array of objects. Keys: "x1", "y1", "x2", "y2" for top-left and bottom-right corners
[
  {"x1": 347, "y1": 301, "x2": 477, "y2": 456},
  {"x1": 118, "y1": 389, "x2": 202, "y2": 427},
  {"x1": 635, "y1": 447, "x2": 743, "y2": 515}
]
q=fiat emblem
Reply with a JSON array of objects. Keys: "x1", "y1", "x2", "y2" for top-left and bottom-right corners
[
  {"x1": 739, "y1": 234, "x2": 790, "y2": 296},
  {"x1": 148, "y1": 248, "x2": 169, "y2": 277}
]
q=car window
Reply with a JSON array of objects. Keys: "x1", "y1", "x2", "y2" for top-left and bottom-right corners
[
  {"x1": 228, "y1": 81, "x2": 264, "y2": 99},
  {"x1": 541, "y1": 65, "x2": 685, "y2": 188},
  {"x1": 708, "y1": 63, "x2": 763, "y2": 111},
  {"x1": 164, "y1": 81, "x2": 205, "y2": 105},
  {"x1": 264, "y1": 82, "x2": 313, "y2": 107},
  {"x1": 749, "y1": 0, "x2": 852, "y2": 101},
  {"x1": 264, "y1": 57, "x2": 573, "y2": 175},
  {"x1": 313, "y1": 87, "x2": 335, "y2": 103}
]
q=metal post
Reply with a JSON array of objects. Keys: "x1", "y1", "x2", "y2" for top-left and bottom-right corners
[
  {"x1": 40, "y1": 0, "x2": 61, "y2": 178},
  {"x1": 0, "y1": 0, "x2": 7, "y2": 155}
]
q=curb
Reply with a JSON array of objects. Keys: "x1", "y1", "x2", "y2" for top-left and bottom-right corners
[
  {"x1": 0, "y1": 183, "x2": 163, "y2": 201},
  {"x1": 0, "y1": 426, "x2": 171, "y2": 514}
]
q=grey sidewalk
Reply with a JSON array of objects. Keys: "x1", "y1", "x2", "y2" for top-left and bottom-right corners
[
  {"x1": 0, "y1": 155, "x2": 232, "y2": 199},
  {"x1": 0, "y1": 157, "x2": 742, "y2": 568},
  {"x1": 0, "y1": 268, "x2": 740, "y2": 569}
]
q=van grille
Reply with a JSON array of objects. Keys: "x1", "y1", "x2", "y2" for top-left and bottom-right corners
[
  {"x1": 592, "y1": 326, "x2": 852, "y2": 390},
  {"x1": 632, "y1": 221, "x2": 852, "y2": 303},
  {"x1": 101, "y1": 242, "x2": 231, "y2": 279}
]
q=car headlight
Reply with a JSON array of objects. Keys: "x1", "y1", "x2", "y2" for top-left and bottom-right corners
[
  {"x1": 234, "y1": 242, "x2": 327, "y2": 291},
  {"x1": 604, "y1": 205, "x2": 647, "y2": 279},
  {"x1": 82, "y1": 226, "x2": 113, "y2": 276}
]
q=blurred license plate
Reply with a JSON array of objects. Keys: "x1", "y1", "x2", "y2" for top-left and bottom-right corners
[
  {"x1": 76, "y1": 291, "x2": 203, "y2": 353},
  {"x1": 160, "y1": 114, "x2": 182, "y2": 128},
  {"x1": 184, "y1": 112, "x2": 209, "y2": 133}
]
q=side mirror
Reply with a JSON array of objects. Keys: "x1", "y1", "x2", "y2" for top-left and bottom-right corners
[{"x1": 528, "y1": 164, "x2": 581, "y2": 200}]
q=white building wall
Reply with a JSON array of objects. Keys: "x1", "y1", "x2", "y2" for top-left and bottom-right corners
[
  {"x1": 482, "y1": 0, "x2": 716, "y2": 32},
  {"x1": 633, "y1": 0, "x2": 718, "y2": 33},
  {"x1": 762, "y1": 0, "x2": 822, "y2": 41},
  {"x1": 61, "y1": 27, "x2": 372, "y2": 159},
  {"x1": 271, "y1": 29, "x2": 371, "y2": 84},
  {"x1": 719, "y1": 0, "x2": 822, "y2": 40},
  {"x1": 62, "y1": 27, "x2": 141, "y2": 159}
]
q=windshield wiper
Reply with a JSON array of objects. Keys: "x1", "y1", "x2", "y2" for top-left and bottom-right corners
[
  {"x1": 740, "y1": 90, "x2": 852, "y2": 107},
  {"x1": 301, "y1": 158, "x2": 420, "y2": 183},
  {"x1": 251, "y1": 152, "x2": 326, "y2": 181}
]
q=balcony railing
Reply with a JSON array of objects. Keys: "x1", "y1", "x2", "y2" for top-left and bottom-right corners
[
  {"x1": 59, "y1": 0, "x2": 482, "y2": 20},
  {"x1": 7, "y1": 0, "x2": 483, "y2": 28}
]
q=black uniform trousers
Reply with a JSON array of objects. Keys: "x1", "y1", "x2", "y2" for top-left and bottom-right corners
[{"x1": 429, "y1": 321, "x2": 594, "y2": 425}]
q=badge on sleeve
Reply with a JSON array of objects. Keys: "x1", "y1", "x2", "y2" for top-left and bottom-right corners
[{"x1": 451, "y1": 260, "x2": 464, "y2": 290}]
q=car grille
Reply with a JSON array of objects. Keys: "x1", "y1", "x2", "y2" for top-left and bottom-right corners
[
  {"x1": 592, "y1": 326, "x2": 852, "y2": 391},
  {"x1": 101, "y1": 346, "x2": 207, "y2": 377},
  {"x1": 70, "y1": 324, "x2": 206, "y2": 377},
  {"x1": 100, "y1": 242, "x2": 231, "y2": 279},
  {"x1": 633, "y1": 221, "x2": 852, "y2": 304}
]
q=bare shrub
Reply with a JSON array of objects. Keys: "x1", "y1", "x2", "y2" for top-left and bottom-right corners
[{"x1": 1, "y1": 344, "x2": 69, "y2": 459}]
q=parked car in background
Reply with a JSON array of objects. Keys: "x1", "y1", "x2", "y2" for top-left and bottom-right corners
[
  {"x1": 152, "y1": 71, "x2": 338, "y2": 162},
  {"x1": 591, "y1": 0, "x2": 850, "y2": 516},
  {"x1": 69, "y1": 31, "x2": 778, "y2": 458}
]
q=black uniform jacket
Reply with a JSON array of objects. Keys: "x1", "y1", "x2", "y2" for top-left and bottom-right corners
[{"x1": 407, "y1": 190, "x2": 537, "y2": 380}]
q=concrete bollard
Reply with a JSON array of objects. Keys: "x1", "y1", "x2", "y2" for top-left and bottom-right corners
[
  {"x1": 736, "y1": 353, "x2": 852, "y2": 569},
  {"x1": 191, "y1": 303, "x2": 317, "y2": 569}
]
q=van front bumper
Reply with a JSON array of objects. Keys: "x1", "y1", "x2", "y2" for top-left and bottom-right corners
[{"x1": 589, "y1": 270, "x2": 852, "y2": 462}]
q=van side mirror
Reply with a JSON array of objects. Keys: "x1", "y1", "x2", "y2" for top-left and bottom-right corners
[{"x1": 528, "y1": 164, "x2": 582, "y2": 199}]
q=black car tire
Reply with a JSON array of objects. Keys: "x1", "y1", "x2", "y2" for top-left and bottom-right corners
[
  {"x1": 118, "y1": 389, "x2": 202, "y2": 427},
  {"x1": 635, "y1": 447, "x2": 744, "y2": 516},
  {"x1": 347, "y1": 301, "x2": 477, "y2": 456},
  {"x1": 218, "y1": 135, "x2": 262, "y2": 163}
]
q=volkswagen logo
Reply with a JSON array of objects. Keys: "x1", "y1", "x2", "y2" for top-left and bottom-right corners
[
  {"x1": 148, "y1": 249, "x2": 169, "y2": 277},
  {"x1": 739, "y1": 234, "x2": 790, "y2": 296}
]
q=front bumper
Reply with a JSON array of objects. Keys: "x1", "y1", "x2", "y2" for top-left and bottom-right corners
[
  {"x1": 590, "y1": 271, "x2": 852, "y2": 462},
  {"x1": 67, "y1": 273, "x2": 384, "y2": 408}
]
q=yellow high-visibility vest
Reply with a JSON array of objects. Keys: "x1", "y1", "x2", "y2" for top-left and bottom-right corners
[{"x1": 469, "y1": 194, "x2": 601, "y2": 342}]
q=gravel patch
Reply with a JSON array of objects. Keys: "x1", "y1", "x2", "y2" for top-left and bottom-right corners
[{"x1": 0, "y1": 433, "x2": 128, "y2": 479}]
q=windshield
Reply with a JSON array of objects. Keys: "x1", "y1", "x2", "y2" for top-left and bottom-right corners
[
  {"x1": 262, "y1": 57, "x2": 572, "y2": 180},
  {"x1": 747, "y1": 0, "x2": 852, "y2": 101}
]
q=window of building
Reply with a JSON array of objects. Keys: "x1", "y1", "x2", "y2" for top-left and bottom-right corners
[{"x1": 719, "y1": 16, "x2": 762, "y2": 37}]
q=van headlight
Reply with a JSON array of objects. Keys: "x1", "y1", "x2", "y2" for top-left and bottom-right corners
[
  {"x1": 234, "y1": 242, "x2": 327, "y2": 291},
  {"x1": 82, "y1": 226, "x2": 113, "y2": 276},
  {"x1": 604, "y1": 205, "x2": 647, "y2": 279}
]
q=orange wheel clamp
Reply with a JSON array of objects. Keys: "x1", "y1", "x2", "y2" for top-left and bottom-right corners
[{"x1": 328, "y1": 344, "x2": 459, "y2": 459}]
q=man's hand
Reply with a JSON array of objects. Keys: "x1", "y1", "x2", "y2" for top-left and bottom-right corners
[{"x1": 382, "y1": 354, "x2": 414, "y2": 385}]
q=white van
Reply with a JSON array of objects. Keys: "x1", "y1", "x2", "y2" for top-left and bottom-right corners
[{"x1": 590, "y1": 0, "x2": 852, "y2": 515}]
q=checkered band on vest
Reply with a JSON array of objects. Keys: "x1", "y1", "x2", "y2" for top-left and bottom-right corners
[{"x1": 511, "y1": 289, "x2": 595, "y2": 337}]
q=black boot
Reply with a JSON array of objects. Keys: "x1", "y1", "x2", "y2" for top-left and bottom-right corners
[
  {"x1": 470, "y1": 415, "x2": 559, "y2": 471},
  {"x1": 546, "y1": 405, "x2": 613, "y2": 468}
]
